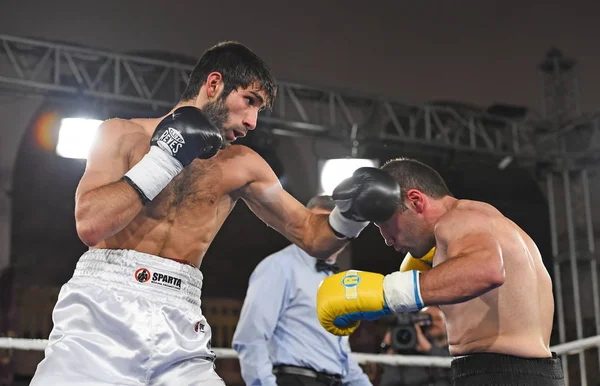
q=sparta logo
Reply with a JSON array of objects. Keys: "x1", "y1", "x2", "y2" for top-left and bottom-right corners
[
  {"x1": 134, "y1": 268, "x2": 182, "y2": 291},
  {"x1": 135, "y1": 268, "x2": 151, "y2": 283}
]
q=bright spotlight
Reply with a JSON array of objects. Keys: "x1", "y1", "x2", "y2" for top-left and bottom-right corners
[
  {"x1": 56, "y1": 118, "x2": 103, "y2": 159},
  {"x1": 319, "y1": 158, "x2": 379, "y2": 195}
]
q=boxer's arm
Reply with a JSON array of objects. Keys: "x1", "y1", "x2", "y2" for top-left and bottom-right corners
[
  {"x1": 419, "y1": 210, "x2": 505, "y2": 305},
  {"x1": 239, "y1": 150, "x2": 347, "y2": 259},
  {"x1": 74, "y1": 121, "x2": 144, "y2": 246}
]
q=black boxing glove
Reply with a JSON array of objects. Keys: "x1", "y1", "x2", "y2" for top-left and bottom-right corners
[
  {"x1": 124, "y1": 106, "x2": 224, "y2": 203},
  {"x1": 328, "y1": 167, "x2": 401, "y2": 239},
  {"x1": 151, "y1": 106, "x2": 223, "y2": 165}
]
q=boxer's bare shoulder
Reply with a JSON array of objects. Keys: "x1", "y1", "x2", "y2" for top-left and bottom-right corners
[
  {"x1": 433, "y1": 200, "x2": 499, "y2": 251},
  {"x1": 227, "y1": 144, "x2": 279, "y2": 187},
  {"x1": 97, "y1": 117, "x2": 151, "y2": 145},
  {"x1": 438, "y1": 199, "x2": 501, "y2": 223},
  {"x1": 89, "y1": 119, "x2": 151, "y2": 165}
]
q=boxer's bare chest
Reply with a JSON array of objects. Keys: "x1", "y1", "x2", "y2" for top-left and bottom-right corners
[
  {"x1": 127, "y1": 135, "x2": 246, "y2": 222},
  {"x1": 154, "y1": 161, "x2": 220, "y2": 214},
  {"x1": 147, "y1": 157, "x2": 247, "y2": 222}
]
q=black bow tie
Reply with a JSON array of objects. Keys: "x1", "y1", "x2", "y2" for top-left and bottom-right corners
[{"x1": 316, "y1": 260, "x2": 340, "y2": 274}]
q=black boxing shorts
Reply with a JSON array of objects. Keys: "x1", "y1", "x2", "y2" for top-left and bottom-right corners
[{"x1": 451, "y1": 352, "x2": 565, "y2": 386}]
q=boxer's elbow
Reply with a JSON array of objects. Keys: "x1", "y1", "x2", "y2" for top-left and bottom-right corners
[
  {"x1": 76, "y1": 219, "x2": 102, "y2": 247},
  {"x1": 483, "y1": 253, "x2": 506, "y2": 289},
  {"x1": 75, "y1": 199, "x2": 102, "y2": 247}
]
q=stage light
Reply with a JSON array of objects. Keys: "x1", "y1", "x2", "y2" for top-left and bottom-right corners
[
  {"x1": 56, "y1": 118, "x2": 103, "y2": 159},
  {"x1": 319, "y1": 158, "x2": 379, "y2": 195}
]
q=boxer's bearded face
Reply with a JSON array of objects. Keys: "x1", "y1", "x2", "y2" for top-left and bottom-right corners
[
  {"x1": 201, "y1": 96, "x2": 230, "y2": 144},
  {"x1": 204, "y1": 86, "x2": 266, "y2": 144}
]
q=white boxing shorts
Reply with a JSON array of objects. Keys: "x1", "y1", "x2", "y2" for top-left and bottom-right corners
[{"x1": 30, "y1": 249, "x2": 225, "y2": 386}]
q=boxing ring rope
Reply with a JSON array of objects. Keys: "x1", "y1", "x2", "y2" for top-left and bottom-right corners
[{"x1": 2, "y1": 335, "x2": 600, "y2": 368}]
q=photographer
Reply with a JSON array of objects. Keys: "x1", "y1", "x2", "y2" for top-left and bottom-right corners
[{"x1": 379, "y1": 307, "x2": 451, "y2": 386}]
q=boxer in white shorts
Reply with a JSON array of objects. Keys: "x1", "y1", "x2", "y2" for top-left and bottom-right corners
[
  {"x1": 31, "y1": 41, "x2": 399, "y2": 385},
  {"x1": 32, "y1": 249, "x2": 218, "y2": 385}
]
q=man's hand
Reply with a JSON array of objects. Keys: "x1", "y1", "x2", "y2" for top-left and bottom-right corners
[
  {"x1": 328, "y1": 167, "x2": 401, "y2": 239},
  {"x1": 317, "y1": 269, "x2": 425, "y2": 336},
  {"x1": 150, "y1": 106, "x2": 224, "y2": 166},
  {"x1": 317, "y1": 270, "x2": 391, "y2": 336},
  {"x1": 414, "y1": 323, "x2": 432, "y2": 353}
]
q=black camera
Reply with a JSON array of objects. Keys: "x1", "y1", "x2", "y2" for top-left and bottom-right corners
[{"x1": 389, "y1": 312, "x2": 433, "y2": 353}]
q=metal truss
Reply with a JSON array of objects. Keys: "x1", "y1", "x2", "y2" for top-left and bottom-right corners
[
  {"x1": 0, "y1": 34, "x2": 191, "y2": 109},
  {"x1": 534, "y1": 113, "x2": 600, "y2": 169},
  {"x1": 262, "y1": 83, "x2": 544, "y2": 161},
  {"x1": 0, "y1": 33, "x2": 566, "y2": 162}
]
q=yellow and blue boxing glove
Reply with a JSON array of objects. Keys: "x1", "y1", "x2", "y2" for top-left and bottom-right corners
[
  {"x1": 399, "y1": 247, "x2": 435, "y2": 272},
  {"x1": 317, "y1": 269, "x2": 424, "y2": 336}
]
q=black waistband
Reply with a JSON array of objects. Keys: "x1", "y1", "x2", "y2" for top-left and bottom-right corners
[
  {"x1": 452, "y1": 352, "x2": 564, "y2": 380},
  {"x1": 273, "y1": 365, "x2": 342, "y2": 385}
]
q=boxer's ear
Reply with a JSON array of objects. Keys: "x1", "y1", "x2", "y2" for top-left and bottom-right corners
[
  {"x1": 205, "y1": 72, "x2": 223, "y2": 99},
  {"x1": 406, "y1": 189, "x2": 426, "y2": 213}
]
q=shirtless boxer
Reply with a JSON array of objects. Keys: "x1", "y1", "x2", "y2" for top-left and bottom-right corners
[
  {"x1": 30, "y1": 41, "x2": 400, "y2": 385},
  {"x1": 317, "y1": 158, "x2": 565, "y2": 385}
]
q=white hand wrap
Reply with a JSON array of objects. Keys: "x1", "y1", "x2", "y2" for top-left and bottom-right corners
[
  {"x1": 383, "y1": 270, "x2": 424, "y2": 313},
  {"x1": 328, "y1": 206, "x2": 369, "y2": 239},
  {"x1": 124, "y1": 146, "x2": 183, "y2": 201}
]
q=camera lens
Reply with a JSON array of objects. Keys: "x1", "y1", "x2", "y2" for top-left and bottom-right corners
[
  {"x1": 396, "y1": 329, "x2": 412, "y2": 345},
  {"x1": 391, "y1": 325, "x2": 417, "y2": 352}
]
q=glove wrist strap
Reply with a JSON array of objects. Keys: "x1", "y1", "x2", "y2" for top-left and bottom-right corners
[
  {"x1": 124, "y1": 146, "x2": 183, "y2": 201},
  {"x1": 383, "y1": 271, "x2": 424, "y2": 313},
  {"x1": 122, "y1": 176, "x2": 150, "y2": 205},
  {"x1": 328, "y1": 207, "x2": 369, "y2": 239}
]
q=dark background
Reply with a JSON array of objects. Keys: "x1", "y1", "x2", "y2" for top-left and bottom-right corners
[{"x1": 3, "y1": 0, "x2": 600, "y2": 112}]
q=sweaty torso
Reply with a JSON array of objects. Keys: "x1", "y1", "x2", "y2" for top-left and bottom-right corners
[
  {"x1": 94, "y1": 118, "x2": 256, "y2": 267},
  {"x1": 434, "y1": 200, "x2": 554, "y2": 358}
]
